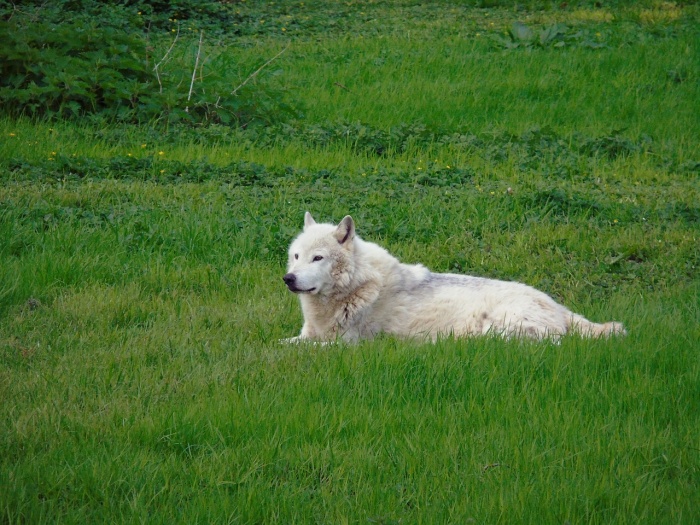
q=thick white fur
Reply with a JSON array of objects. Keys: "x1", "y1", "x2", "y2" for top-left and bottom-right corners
[{"x1": 282, "y1": 212, "x2": 625, "y2": 343}]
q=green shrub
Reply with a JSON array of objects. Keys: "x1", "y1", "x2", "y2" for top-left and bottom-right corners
[
  {"x1": 0, "y1": 1, "x2": 297, "y2": 126},
  {"x1": 0, "y1": 0, "x2": 237, "y2": 30}
]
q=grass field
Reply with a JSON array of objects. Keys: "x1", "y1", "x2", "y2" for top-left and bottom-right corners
[{"x1": 1, "y1": 1, "x2": 699, "y2": 523}]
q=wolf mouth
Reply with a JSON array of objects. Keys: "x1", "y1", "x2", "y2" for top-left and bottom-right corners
[{"x1": 287, "y1": 286, "x2": 316, "y2": 293}]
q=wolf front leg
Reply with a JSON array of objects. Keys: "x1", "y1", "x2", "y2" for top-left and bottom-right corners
[
  {"x1": 280, "y1": 320, "x2": 338, "y2": 344},
  {"x1": 279, "y1": 321, "x2": 314, "y2": 344},
  {"x1": 280, "y1": 327, "x2": 337, "y2": 346}
]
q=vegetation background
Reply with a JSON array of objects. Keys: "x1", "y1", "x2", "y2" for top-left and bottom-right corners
[{"x1": 1, "y1": 0, "x2": 698, "y2": 523}]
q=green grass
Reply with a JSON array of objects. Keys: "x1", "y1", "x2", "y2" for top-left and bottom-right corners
[{"x1": 1, "y1": 1, "x2": 700, "y2": 523}]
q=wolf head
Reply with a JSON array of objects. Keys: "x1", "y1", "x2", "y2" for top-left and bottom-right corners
[{"x1": 283, "y1": 212, "x2": 355, "y2": 295}]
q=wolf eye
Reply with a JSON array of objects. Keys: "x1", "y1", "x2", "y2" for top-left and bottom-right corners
[
  {"x1": 312, "y1": 255, "x2": 324, "y2": 262},
  {"x1": 294, "y1": 254, "x2": 299, "y2": 260}
]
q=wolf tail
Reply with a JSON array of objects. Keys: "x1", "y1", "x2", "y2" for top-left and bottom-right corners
[{"x1": 568, "y1": 313, "x2": 627, "y2": 338}]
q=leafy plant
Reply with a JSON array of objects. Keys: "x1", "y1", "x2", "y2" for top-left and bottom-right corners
[
  {"x1": 578, "y1": 129, "x2": 651, "y2": 159},
  {"x1": 494, "y1": 21, "x2": 607, "y2": 50}
]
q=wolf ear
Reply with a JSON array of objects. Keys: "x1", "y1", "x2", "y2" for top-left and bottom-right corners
[
  {"x1": 303, "y1": 211, "x2": 316, "y2": 230},
  {"x1": 335, "y1": 215, "x2": 355, "y2": 245}
]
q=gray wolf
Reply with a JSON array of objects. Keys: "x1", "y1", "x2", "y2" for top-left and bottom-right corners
[{"x1": 282, "y1": 212, "x2": 626, "y2": 342}]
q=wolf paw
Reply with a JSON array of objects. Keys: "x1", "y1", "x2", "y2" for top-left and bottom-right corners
[
  {"x1": 279, "y1": 336, "x2": 303, "y2": 344},
  {"x1": 279, "y1": 336, "x2": 335, "y2": 346}
]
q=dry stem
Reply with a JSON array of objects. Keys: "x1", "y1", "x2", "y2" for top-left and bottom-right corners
[
  {"x1": 153, "y1": 23, "x2": 180, "y2": 94},
  {"x1": 186, "y1": 30, "x2": 204, "y2": 113},
  {"x1": 231, "y1": 43, "x2": 290, "y2": 96}
]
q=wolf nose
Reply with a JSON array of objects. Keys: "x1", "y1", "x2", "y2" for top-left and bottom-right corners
[{"x1": 283, "y1": 273, "x2": 296, "y2": 285}]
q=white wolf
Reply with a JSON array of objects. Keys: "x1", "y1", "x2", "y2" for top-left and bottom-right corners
[{"x1": 282, "y1": 212, "x2": 625, "y2": 343}]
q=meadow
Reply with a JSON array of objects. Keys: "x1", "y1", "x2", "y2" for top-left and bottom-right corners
[{"x1": 1, "y1": 1, "x2": 699, "y2": 523}]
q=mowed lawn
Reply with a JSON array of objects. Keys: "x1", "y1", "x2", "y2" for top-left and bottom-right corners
[{"x1": 1, "y1": 1, "x2": 699, "y2": 523}]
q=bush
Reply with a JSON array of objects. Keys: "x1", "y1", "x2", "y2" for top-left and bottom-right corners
[
  {"x1": 0, "y1": 0, "x2": 237, "y2": 30},
  {"x1": 0, "y1": 1, "x2": 297, "y2": 126}
]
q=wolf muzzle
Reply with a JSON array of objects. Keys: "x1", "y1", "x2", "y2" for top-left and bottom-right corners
[{"x1": 283, "y1": 273, "x2": 315, "y2": 293}]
